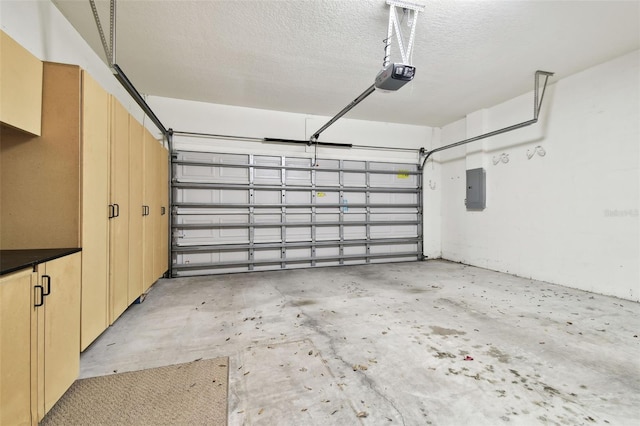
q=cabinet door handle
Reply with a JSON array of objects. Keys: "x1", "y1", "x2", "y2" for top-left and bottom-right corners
[
  {"x1": 34, "y1": 285, "x2": 44, "y2": 307},
  {"x1": 114, "y1": 203, "x2": 120, "y2": 218},
  {"x1": 109, "y1": 204, "x2": 115, "y2": 219},
  {"x1": 161, "y1": 206, "x2": 166, "y2": 215},
  {"x1": 145, "y1": 206, "x2": 150, "y2": 216},
  {"x1": 42, "y1": 275, "x2": 51, "y2": 296}
]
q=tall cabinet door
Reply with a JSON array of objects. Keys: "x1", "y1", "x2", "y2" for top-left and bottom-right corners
[
  {"x1": 109, "y1": 98, "x2": 130, "y2": 323},
  {"x1": 154, "y1": 141, "x2": 169, "y2": 279},
  {"x1": 80, "y1": 71, "x2": 110, "y2": 351},
  {"x1": 128, "y1": 117, "x2": 144, "y2": 303},
  {"x1": 142, "y1": 129, "x2": 157, "y2": 291}
]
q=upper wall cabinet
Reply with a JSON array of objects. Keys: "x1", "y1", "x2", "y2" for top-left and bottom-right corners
[{"x1": 0, "y1": 31, "x2": 43, "y2": 136}]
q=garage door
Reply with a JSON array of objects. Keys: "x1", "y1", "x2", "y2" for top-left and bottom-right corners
[{"x1": 171, "y1": 150, "x2": 423, "y2": 276}]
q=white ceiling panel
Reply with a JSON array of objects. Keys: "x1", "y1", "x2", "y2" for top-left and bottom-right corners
[{"x1": 51, "y1": 0, "x2": 640, "y2": 127}]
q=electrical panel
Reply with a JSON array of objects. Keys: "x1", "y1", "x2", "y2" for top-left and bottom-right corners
[{"x1": 465, "y1": 168, "x2": 486, "y2": 210}]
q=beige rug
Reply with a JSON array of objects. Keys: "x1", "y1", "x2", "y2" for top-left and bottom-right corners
[{"x1": 41, "y1": 357, "x2": 229, "y2": 426}]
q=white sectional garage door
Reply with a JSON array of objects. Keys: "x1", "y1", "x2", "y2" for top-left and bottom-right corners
[{"x1": 171, "y1": 151, "x2": 423, "y2": 276}]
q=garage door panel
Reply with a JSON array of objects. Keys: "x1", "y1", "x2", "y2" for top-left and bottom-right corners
[
  {"x1": 285, "y1": 158, "x2": 312, "y2": 185},
  {"x1": 343, "y1": 193, "x2": 366, "y2": 204},
  {"x1": 286, "y1": 227, "x2": 311, "y2": 242},
  {"x1": 370, "y1": 212, "x2": 418, "y2": 221},
  {"x1": 254, "y1": 190, "x2": 281, "y2": 204},
  {"x1": 317, "y1": 171, "x2": 340, "y2": 186},
  {"x1": 254, "y1": 229, "x2": 281, "y2": 243},
  {"x1": 369, "y1": 192, "x2": 417, "y2": 204},
  {"x1": 219, "y1": 166, "x2": 249, "y2": 183},
  {"x1": 370, "y1": 224, "x2": 416, "y2": 239},
  {"x1": 316, "y1": 246, "x2": 339, "y2": 257},
  {"x1": 176, "y1": 250, "x2": 248, "y2": 267},
  {"x1": 177, "y1": 166, "x2": 248, "y2": 185},
  {"x1": 344, "y1": 213, "x2": 366, "y2": 222},
  {"x1": 254, "y1": 249, "x2": 281, "y2": 261},
  {"x1": 317, "y1": 230, "x2": 339, "y2": 241},
  {"x1": 175, "y1": 214, "x2": 249, "y2": 246},
  {"x1": 286, "y1": 248, "x2": 312, "y2": 260},
  {"x1": 344, "y1": 226, "x2": 367, "y2": 240},
  {"x1": 286, "y1": 191, "x2": 312, "y2": 204},
  {"x1": 172, "y1": 152, "x2": 422, "y2": 276},
  {"x1": 182, "y1": 189, "x2": 249, "y2": 204},
  {"x1": 254, "y1": 170, "x2": 281, "y2": 184},
  {"x1": 286, "y1": 171, "x2": 312, "y2": 186},
  {"x1": 315, "y1": 191, "x2": 339, "y2": 204},
  {"x1": 254, "y1": 213, "x2": 281, "y2": 223},
  {"x1": 177, "y1": 229, "x2": 249, "y2": 246}
]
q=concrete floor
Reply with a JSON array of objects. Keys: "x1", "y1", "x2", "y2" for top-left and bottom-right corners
[{"x1": 80, "y1": 260, "x2": 640, "y2": 425}]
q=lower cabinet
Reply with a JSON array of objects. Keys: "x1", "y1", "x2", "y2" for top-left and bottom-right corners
[
  {"x1": 0, "y1": 252, "x2": 81, "y2": 425},
  {"x1": 36, "y1": 252, "x2": 81, "y2": 417},
  {"x1": 0, "y1": 268, "x2": 35, "y2": 425}
]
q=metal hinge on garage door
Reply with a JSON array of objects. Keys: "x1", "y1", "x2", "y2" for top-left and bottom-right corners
[{"x1": 171, "y1": 151, "x2": 423, "y2": 277}]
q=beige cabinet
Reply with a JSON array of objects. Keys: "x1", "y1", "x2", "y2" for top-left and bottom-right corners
[
  {"x1": 142, "y1": 130, "x2": 156, "y2": 291},
  {"x1": 109, "y1": 98, "x2": 131, "y2": 323},
  {"x1": 127, "y1": 120, "x2": 170, "y2": 298},
  {"x1": 0, "y1": 268, "x2": 36, "y2": 425},
  {"x1": 0, "y1": 30, "x2": 43, "y2": 136},
  {"x1": 0, "y1": 57, "x2": 168, "y2": 351},
  {"x1": 35, "y1": 253, "x2": 81, "y2": 417},
  {"x1": 0, "y1": 252, "x2": 81, "y2": 425},
  {"x1": 155, "y1": 138, "x2": 170, "y2": 279},
  {"x1": 128, "y1": 118, "x2": 145, "y2": 303},
  {"x1": 115, "y1": 99, "x2": 170, "y2": 316},
  {"x1": 80, "y1": 70, "x2": 110, "y2": 351}
]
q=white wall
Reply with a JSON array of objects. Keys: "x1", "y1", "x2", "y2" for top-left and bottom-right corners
[
  {"x1": 147, "y1": 95, "x2": 431, "y2": 163},
  {"x1": 0, "y1": 0, "x2": 155, "y2": 134},
  {"x1": 434, "y1": 50, "x2": 640, "y2": 301}
]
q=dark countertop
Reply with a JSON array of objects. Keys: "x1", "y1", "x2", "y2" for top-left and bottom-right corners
[{"x1": 0, "y1": 248, "x2": 81, "y2": 276}]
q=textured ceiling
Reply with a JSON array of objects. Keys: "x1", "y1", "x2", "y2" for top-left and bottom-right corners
[{"x1": 51, "y1": 0, "x2": 639, "y2": 127}]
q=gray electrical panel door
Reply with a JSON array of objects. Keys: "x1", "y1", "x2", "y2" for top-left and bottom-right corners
[
  {"x1": 171, "y1": 151, "x2": 423, "y2": 276},
  {"x1": 466, "y1": 168, "x2": 486, "y2": 210}
]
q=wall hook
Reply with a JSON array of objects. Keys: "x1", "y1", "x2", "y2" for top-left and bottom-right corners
[
  {"x1": 527, "y1": 145, "x2": 546, "y2": 159},
  {"x1": 492, "y1": 153, "x2": 509, "y2": 165}
]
